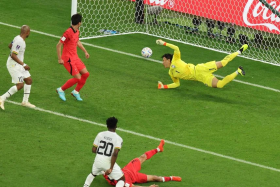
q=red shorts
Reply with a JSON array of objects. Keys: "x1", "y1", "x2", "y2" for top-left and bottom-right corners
[
  {"x1": 123, "y1": 158, "x2": 147, "y2": 184},
  {"x1": 62, "y1": 56, "x2": 86, "y2": 76}
]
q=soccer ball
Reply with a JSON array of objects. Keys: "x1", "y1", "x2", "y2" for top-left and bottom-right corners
[{"x1": 141, "y1": 47, "x2": 152, "y2": 58}]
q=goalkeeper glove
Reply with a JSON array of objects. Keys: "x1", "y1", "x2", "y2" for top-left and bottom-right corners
[
  {"x1": 156, "y1": 39, "x2": 166, "y2": 46},
  {"x1": 158, "y1": 81, "x2": 168, "y2": 89}
]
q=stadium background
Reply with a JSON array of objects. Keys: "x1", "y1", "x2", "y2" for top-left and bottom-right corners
[{"x1": 0, "y1": 0, "x2": 280, "y2": 187}]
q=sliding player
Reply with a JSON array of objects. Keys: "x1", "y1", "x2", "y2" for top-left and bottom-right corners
[
  {"x1": 103, "y1": 140, "x2": 181, "y2": 187},
  {"x1": 56, "y1": 13, "x2": 90, "y2": 101},
  {"x1": 156, "y1": 39, "x2": 248, "y2": 89}
]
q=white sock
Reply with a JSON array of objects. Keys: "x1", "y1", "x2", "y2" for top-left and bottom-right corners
[
  {"x1": 156, "y1": 148, "x2": 160, "y2": 152},
  {"x1": 1, "y1": 85, "x2": 18, "y2": 101},
  {"x1": 73, "y1": 89, "x2": 79, "y2": 94},
  {"x1": 116, "y1": 180, "x2": 124, "y2": 187},
  {"x1": 23, "y1": 84, "x2": 31, "y2": 103},
  {"x1": 58, "y1": 87, "x2": 63, "y2": 92},
  {"x1": 83, "y1": 173, "x2": 95, "y2": 187}
]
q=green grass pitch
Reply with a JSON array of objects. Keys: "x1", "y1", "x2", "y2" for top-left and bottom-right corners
[{"x1": 0, "y1": 0, "x2": 280, "y2": 187}]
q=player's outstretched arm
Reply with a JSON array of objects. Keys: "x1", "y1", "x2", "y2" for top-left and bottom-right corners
[
  {"x1": 156, "y1": 39, "x2": 180, "y2": 51},
  {"x1": 156, "y1": 39, "x2": 166, "y2": 45},
  {"x1": 156, "y1": 39, "x2": 180, "y2": 60},
  {"x1": 158, "y1": 77, "x2": 180, "y2": 89}
]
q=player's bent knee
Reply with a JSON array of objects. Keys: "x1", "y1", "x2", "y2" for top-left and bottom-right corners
[
  {"x1": 139, "y1": 154, "x2": 147, "y2": 163},
  {"x1": 153, "y1": 175, "x2": 162, "y2": 182},
  {"x1": 217, "y1": 81, "x2": 225, "y2": 88},
  {"x1": 24, "y1": 77, "x2": 33, "y2": 85},
  {"x1": 82, "y1": 72, "x2": 90, "y2": 79},
  {"x1": 16, "y1": 83, "x2": 24, "y2": 90}
]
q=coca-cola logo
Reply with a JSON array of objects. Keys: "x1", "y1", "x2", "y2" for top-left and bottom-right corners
[
  {"x1": 243, "y1": 0, "x2": 280, "y2": 32},
  {"x1": 149, "y1": 0, "x2": 175, "y2": 8}
]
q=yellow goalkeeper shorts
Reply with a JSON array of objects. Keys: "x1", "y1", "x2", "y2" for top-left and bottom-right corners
[{"x1": 194, "y1": 61, "x2": 218, "y2": 87}]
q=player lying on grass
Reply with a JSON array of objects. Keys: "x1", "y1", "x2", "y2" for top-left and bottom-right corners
[
  {"x1": 156, "y1": 39, "x2": 248, "y2": 89},
  {"x1": 103, "y1": 140, "x2": 181, "y2": 187}
]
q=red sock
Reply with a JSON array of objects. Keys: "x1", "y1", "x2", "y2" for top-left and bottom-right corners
[
  {"x1": 164, "y1": 177, "x2": 171, "y2": 182},
  {"x1": 61, "y1": 78, "x2": 79, "y2": 91},
  {"x1": 145, "y1": 149, "x2": 157, "y2": 160},
  {"x1": 75, "y1": 72, "x2": 90, "y2": 92}
]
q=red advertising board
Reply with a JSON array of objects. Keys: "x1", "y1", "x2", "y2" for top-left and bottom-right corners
[{"x1": 131, "y1": 0, "x2": 280, "y2": 34}]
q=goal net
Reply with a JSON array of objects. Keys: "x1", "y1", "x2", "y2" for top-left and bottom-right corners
[{"x1": 72, "y1": 0, "x2": 280, "y2": 65}]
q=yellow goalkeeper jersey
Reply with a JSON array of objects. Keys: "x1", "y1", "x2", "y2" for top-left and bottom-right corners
[{"x1": 166, "y1": 43, "x2": 196, "y2": 88}]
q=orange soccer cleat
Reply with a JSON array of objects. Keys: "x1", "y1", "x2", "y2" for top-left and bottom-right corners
[
  {"x1": 171, "y1": 176, "x2": 182, "y2": 182},
  {"x1": 158, "y1": 139, "x2": 165, "y2": 152}
]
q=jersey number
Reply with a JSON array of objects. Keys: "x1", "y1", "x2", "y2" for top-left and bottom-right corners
[{"x1": 97, "y1": 140, "x2": 114, "y2": 156}]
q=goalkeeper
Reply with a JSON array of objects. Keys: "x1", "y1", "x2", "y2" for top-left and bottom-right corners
[{"x1": 156, "y1": 39, "x2": 248, "y2": 89}]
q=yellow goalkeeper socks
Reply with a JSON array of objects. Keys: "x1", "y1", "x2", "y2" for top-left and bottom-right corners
[
  {"x1": 217, "y1": 71, "x2": 238, "y2": 88},
  {"x1": 221, "y1": 52, "x2": 239, "y2": 67}
]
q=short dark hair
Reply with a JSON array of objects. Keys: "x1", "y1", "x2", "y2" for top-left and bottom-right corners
[
  {"x1": 161, "y1": 53, "x2": 173, "y2": 62},
  {"x1": 106, "y1": 117, "x2": 118, "y2": 129},
  {"x1": 71, "y1": 13, "x2": 82, "y2": 25}
]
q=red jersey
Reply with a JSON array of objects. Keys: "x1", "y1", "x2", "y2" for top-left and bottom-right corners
[
  {"x1": 60, "y1": 26, "x2": 79, "y2": 59},
  {"x1": 103, "y1": 158, "x2": 147, "y2": 187}
]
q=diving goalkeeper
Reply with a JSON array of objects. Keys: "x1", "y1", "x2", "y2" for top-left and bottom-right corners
[{"x1": 156, "y1": 39, "x2": 248, "y2": 89}]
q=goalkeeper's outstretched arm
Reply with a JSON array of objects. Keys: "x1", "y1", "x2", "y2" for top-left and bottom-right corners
[
  {"x1": 156, "y1": 39, "x2": 181, "y2": 59},
  {"x1": 158, "y1": 77, "x2": 180, "y2": 89}
]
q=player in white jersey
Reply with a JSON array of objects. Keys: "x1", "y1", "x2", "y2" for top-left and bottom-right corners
[
  {"x1": 83, "y1": 117, "x2": 125, "y2": 187},
  {"x1": 0, "y1": 25, "x2": 35, "y2": 110}
]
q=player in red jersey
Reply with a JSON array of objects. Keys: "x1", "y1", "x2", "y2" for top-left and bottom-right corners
[
  {"x1": 103, "y1": 140, "x2": 181, "y2": 187},
  {"x1": 56, "y1": 13, "x2": 90, "y2": 101}
]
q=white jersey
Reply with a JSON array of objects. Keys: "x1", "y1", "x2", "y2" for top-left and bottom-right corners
[
  {"x1": 6, "y1": 35, "x2": 30, "y2": 84},
  {"x1": 93, "y1": 131, "x2": 123, "y2": 163},
  {"x1": 7, "y1": 35, "x2": 26, "y2": 66}
]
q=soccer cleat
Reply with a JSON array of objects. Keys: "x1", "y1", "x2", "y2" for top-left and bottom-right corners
[
  {"x1": 237, "y1": 66, "x2": 245, "y2": 76},
  {"x1": 22, "y1": 102, "x2": 36, "y2": 108},
  {"x1": 56, "y1": 88, "x2": 66, "y2": 101},
  {"x1": 239, "y1": 44, "x2": 248, "y2": 54},
  {"x1": 171, "y1": 176, "x2": 182, "y2": 182},
  {"x1": 71, "y1": 90, "x2": 83, "y2": 101},
  {"x1": 158, "y1": 139, "x2": 165, "y2": 152},
  {"x1": 0, "y1": 97, "x2": 5, "y2": 110}
]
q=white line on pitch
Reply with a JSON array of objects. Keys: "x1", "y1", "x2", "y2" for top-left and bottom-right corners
[
  {"x1": 5, "y1": 99, "x2": 280, "y2": 173},
  {"x1": 1, "y1": 21, "x2": 279, "y2": 93}
]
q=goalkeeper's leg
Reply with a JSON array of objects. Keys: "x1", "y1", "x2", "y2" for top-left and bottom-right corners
[
  {"x1": 216, "y1": 72, "x2": 238, "y2": 88},
  {"x1": 216, "y1": 52, "x2": 239, "y2": 69},
  {"x1": 216, "y1": 44, "x2": 248, "y2": 69},
  {"x1": 212, "y1": 66, "x2": 245, "y2": 88}
]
